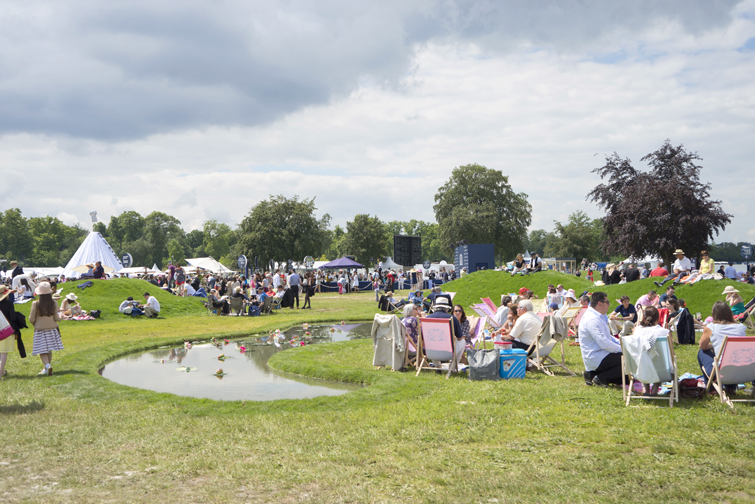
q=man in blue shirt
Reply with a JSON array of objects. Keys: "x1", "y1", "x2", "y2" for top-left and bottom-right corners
[
  {"x1": 608, "y1": 295, "x2": 637, "y2": 336},
  {"x1": 288, "y1": 269, "x2": 300, "y2": 309},
  {"x1": 579, "y1": 291, "x2": 624, "y2": 386},
  {"x1": 725, "y1": 262, "x2": 738, "y2": 280},
  {"x1": 658, "y1": 286, "x2": 677, "y2": 308}
]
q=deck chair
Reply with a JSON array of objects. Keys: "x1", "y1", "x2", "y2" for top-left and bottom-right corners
[
  {"x1": 415, "y1": 317, "x2": 458, "y2": 378},
  {"x1": 530, "y1": 298, "x2": 547, "y2": 314},
  {"x1": 526, "y1": 315, "x2": 575, "y2": 376},
  {"x1": 229, "y1": 296, "x2": 245, "y2": 316},
  {"x1": 568, "y1": 306, "x2": 588, "y2": 338},
  {"x1": 271, "y1": 296, "x2": 282, "y2": 310},
  {"x1": 621, "y1": 334, "x2": 679, "y2": 407},
  {"x1": 202, "y1": 299, "x2": 217, "y2": 316},
  {"x1": 734, "y1": 299, "x2": 755, "y2": 329},
  {"x1": 705, "y1": 336, "x2": 755, "y2": 409},
  {"x1": 481, "y1": 297, "x2": 497, "y2": 312},
  {"x1": 465, "y1": 316, "x2": 484, "y2": 349},
  {"x1": 260, "y1": 295, "x2": 273, "y2": 315}
]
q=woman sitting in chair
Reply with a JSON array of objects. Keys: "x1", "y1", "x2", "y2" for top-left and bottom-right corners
[
  {"x1": 722, "y1": 286, "x2": 745, "y2": 316},
  {"x1": 453, "y1": 305, "x2": 471, "y2": 345},
  {"x1": 630, "y1": 306, "x2": 669, "y2": 396},
  {"x1": 698, "y1": 301, "x2": 747, "y2": 393},
  {"x1": 401, "y1": 304, "x2": 421, "y2": 348}
]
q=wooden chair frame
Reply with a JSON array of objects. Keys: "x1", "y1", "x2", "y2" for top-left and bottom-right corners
[
  {"x1": 621, "y1": 335, "x2": 679, "y2": 407},
  {"x1": 526, "y1": 315, "x2": 575, "y2": 376},
  {"x1": 705, "y1": 336, "x2": 755, "y2": 409}
]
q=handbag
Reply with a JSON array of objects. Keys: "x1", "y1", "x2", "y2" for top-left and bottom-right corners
[
  {"x1": 0, "y1": 311, "x2": 14, "y2": 341},
  {"x1": 466, "y1": 348, "x2": 500, "y2": 381}
]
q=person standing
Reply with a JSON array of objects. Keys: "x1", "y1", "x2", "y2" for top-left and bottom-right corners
[
  {"x1": 167, "y1": 263, "x2": 176, "y2": 289},
  {"x1": 288, "y1": 269, "x2": 300, "y2": 308},
  {"x1": 29, "y1": 282, "x2": 63, "y2": 376},
  {"x1": 579, "y1": 291, "x2": 624, "y2": 386},
  {"x1": 174, "y1": 265, "x2": 186, "y2": 297},
  {"x1": 11, "y1": 261, "x2": 24, "y2": 278},
  {"x1": 0, "y1": 285, "x2": 23, "y2": 379}
]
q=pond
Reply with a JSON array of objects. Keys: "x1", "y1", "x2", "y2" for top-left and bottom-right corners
[{"x1": 99, "y1": 323, "x2": 371, "y2": 401}]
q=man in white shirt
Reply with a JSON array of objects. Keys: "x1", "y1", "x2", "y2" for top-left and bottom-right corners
[
  {"x1": 140, "y1": 292, "x2": 161, "y2": 318},
  {"x1": 579, "y1": 291, "x2": 623, "y2": 386},
  {"x1": 654, "y1": 248, "x2": 692, "y2": 287},
  {"x1": 272, "y1": 269, "x2": 282, "y2": 289},
  {"x1": 526, "y1": 253, "x2": 542, "y2": 274},
  {"x1": 504, "y1": 300, "x2": 541, "y2": 354}
]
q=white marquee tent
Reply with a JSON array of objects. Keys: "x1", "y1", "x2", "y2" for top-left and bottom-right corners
[
  {"x1": 185, "y1": 257, "x2": 234, "y2": 274},
  {"x1": 63, "y1": 232, "x2": 123, "y2": 279}
]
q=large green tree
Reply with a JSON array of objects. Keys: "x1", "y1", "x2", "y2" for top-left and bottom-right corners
[
  {"x1": 236, "y1": 195, "x2": 329, "y2": 268},
  {"x1": 28, "y1": 216, "x2": 69, "y2": 266},
  {"x1": 434, "y1": 164, "x2": 531, "y2": 262},
  {"x1": 343, "y1": 214, "x2": 388, "y2": 266},
  {"x1": 202, "y1": 220, "x2": 233, "y2": 259},
  {"x1": 588, "y1": 140, "x2": 732, "y2": 267}
]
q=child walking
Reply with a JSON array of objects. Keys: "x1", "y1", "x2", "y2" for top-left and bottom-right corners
[{"x1": 29, "y1": 282, "x2": 64, "y2": 376}]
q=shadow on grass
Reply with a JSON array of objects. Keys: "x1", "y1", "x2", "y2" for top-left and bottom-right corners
[
  {"x1": 0, "y1": 400, "x2": 45, "y2": 415},
  {"x1": 8, "y1": 369, "x2": 90, "y2": 380}
]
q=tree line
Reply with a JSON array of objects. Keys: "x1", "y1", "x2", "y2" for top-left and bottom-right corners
[{"x1": 0, "y1": 143, "x2": 738, "y2": 270}]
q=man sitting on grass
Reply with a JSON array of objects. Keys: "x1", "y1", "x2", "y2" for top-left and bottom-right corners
[
  {"x1": 140, "y1": 292, "x2": 161, "y2": 318},
  {"x1": 654, "y1": 249, "x2": 691, "y2": 287},
  {"x1": 579, "y1": 291, "x2": 623, "y2": 387}
]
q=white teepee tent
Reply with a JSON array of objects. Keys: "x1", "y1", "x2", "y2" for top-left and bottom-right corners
[{"x1": 63, "y1": 232, "x2": 123, "y2": 278}]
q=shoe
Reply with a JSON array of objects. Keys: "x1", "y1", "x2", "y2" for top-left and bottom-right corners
[
  {"x1": 592, "y1": 375, "x2": 608, "y2": 387},
  {"x1": 0, "y1": 370, "x2": 7, "y2": 380},
  {"x1": 46, "y1": 364, "x2": 53, "y2": 376},
  {"x1": 38, "y1": 367, "x2": 48, "y2": 376},
  {"x1": 583, "y1": 370, "x2": 594, "y2": 386},
  {"x1": 654, "y1": 281, "x2": 662, "y2": 287}
]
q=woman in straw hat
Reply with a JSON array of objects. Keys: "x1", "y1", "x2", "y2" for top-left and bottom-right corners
[
  {"x1": 29, "y1": 282, "x2": 64, "y2": 376},
  {"x1": 0, "y1": 285, "x2": 21, "y2": 379},
  {"x1": 722, "y1": 286, "x2": 745, "y2": 315}
]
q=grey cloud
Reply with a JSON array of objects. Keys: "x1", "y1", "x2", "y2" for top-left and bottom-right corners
[{"x1": 0, "y1": 0, "x2": 743, "y2": 141}]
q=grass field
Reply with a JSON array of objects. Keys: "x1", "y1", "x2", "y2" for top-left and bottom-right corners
[{"x1": 1, "y1": 275, "x2": 755, "y2": 503}]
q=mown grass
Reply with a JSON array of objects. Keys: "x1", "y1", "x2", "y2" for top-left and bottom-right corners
[{"x1": 1, "y1": 277, "x2": 755, "y2": 503}]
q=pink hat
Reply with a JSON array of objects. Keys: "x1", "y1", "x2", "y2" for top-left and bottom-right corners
[{"x1": 35, "y1": 282, "x2": 53, "y2": 295}]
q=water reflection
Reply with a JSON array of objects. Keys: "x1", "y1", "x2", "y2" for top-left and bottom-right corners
[{"x1": 101, "y1": 323, "x2": 369, "y2": 401}]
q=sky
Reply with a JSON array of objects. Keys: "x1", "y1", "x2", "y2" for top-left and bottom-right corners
[{"x1": 1, "y1": 0, "x2": 754, "y2": 244}]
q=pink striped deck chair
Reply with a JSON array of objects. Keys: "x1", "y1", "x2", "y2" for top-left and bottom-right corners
[
  {"x1": 568, "y1": 307, "x2": 588, "y2": 338},
  {"x1": 471, "y1": 303, "x2": 501, "y2": 329},
  {"x1": 481, "y1": 297, "x2": 497, "y2": 312},
  {"x1": 465, "y1": 316, "x2": 484, "y2": 349},
  {"x1": 705, "y1": 336, "x2": 755, "y2": 409},
  {"x1": 416, "y1": 317, "x2": 458, "y2": 378}
]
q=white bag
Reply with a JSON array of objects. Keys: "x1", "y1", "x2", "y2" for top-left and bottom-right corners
[{"x1": 0, "y1": 311, "x2": 14, "y2": 341}]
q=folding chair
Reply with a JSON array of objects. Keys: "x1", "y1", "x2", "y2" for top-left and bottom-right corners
[
  {"x1": 415, "y1": 317, "x2": 458, "y2": 378},
  {"x1": 446, "y1": 291, "x2": 457, "y2": 302},
  {"x1": 202, "y1": 299, "x2": 216, "y2": 316},
  {"x1": 705, "y1": 336, "x2": 755, "y2": 409},
  {"x1": 621, "y1": 334, "x2": 679, "y2": 407},
  {"x1": 733, "y1": 299, "x2": 755, "y2": 330},
  {"x1": 530, "y1": 299, "x2": 547, "y2": 314},
  {"x1": 568, "y1": 306, "x2": 588, "y2": 340},
  {"x1": 371, "y1": 314, "x2": 406, "y2": 371},
  {"x1": 229, "y1": 296, "x2": 245, "y2": 316},
  {"x1": 481, "y1": 297, "x2": 497, "y2": 312},
  {"x1": 260, "y1": 295, "x2": 273, "y2": 315},
  {"x1": 526, "y1": 315, "x2": 575, "y2": 376}
]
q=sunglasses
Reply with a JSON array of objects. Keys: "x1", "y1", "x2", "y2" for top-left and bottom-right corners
[{"x1": 453, "y1": 309, "x2": 462, "y2": 313}]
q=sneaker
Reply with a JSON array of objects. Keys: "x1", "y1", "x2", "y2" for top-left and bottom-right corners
[
  {"x1": 583, "y1": 370, "x2": 594, "y2": 386},
  {"x1": 592, "y1": 375, "x2": 608, "y2": 387},
  {"x1": 38, "y1": 367, "x2": 48, "y2": 376},
  {"x1": 654, "y1": 281, "x2": 662, "y2": 288},
  {"x1": 47, "y1": 365, "x2": 53, "y2": 376}
]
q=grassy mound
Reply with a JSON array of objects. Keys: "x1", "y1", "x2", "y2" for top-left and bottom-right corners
[
  {"x1": 440, "y1": 270, "x2": 755, "y2": 318},
  {"x1": 12, "y1": 277, "x2": 207, "y2": 320}
]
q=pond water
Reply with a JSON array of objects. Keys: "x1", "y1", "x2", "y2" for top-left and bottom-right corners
[{"x1": 100, "y1": 323, "x2": 371, "y2": 401}]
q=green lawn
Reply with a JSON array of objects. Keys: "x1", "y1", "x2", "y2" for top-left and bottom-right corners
[{"x1": 1, "y1": 276, "x2": 755, "y2": 503}]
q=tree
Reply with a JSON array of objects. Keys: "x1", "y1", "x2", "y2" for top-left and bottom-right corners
[
  {"x1": 202, "y1": 220, "x2": 233, "y2": 259},
  {"x1": 187, "y1": 229, "x2": 205, "y2": 256},
  {"x1": 167, "y1": 239, "x2": 186, "y2": 265},
  {"x1": 236, "y1": 195, "x2": 329, "y2": 268},
  {"x1": 143, "y1": 211, "x2": 185, "y2": 268},
  {"x1": 434, "y1": 164, "x2": 531, "y2": 262},
  {"x1": 0, "y1": 209, "x2": 33, "y2": 264},
  {"x1": 28, "y1": 216, "x2": 69, "y2": 266},
  {"x1": 323, "y1": 225, "x2": 347, "y2": 260},
  {"x1": 106, "y1": 211, "x2": 145, "y2": 254},
  {"x1": 544, "y1": 211, "x2": 602, "y2": 262},
  {"x1": 343, "y1": 214, "x2": 388, "y2": 266},
  {"x1": 526, "y1": 229, "x2": 548, "y2": 257},
  {"x1": 587, "y1": 140, "x2": 732, "y2": 267}
]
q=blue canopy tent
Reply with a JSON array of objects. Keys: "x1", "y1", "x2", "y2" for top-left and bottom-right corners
[{"x1": 319, "y1": 257, "x2": 364, "y2": 269}]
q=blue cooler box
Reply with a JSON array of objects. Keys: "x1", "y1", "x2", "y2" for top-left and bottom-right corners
[{"x1": 500, "y1": 349, "x2": 527, "y2": 379}]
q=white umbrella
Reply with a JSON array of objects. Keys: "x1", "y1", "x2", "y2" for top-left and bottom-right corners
[{"x1": 71, "y1": 264, "x2": 116, "y2": 274}]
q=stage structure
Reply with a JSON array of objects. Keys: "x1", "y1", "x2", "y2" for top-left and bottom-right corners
[
  {"x1": 393, "y1": 235, "x2": 422, "y2": 267},
  {"x1": 454, "y1": 244, "x2": 494, "y2": 273}
]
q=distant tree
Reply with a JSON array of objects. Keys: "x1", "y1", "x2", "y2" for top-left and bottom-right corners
[
  {"x1": 709, "y1": 242, "x2": 751, "y2": 263},
  {"x1": 434, "y1": 164, "x2": 531, "y2": 262},
  {"x1": 144, "y1": 211, "x2": 185, "y2": 268},
  {"x1": 106, "y1": 211, "x2": 145, "y2": 253},
  {"x1": 343, "y1": 214, "x2": 388, "y2": 265},
  {"x1": 324, "y1": 225, "x2": 347, "y2": 260},
  {"x1": 28, "y1": 216, "x2": 69, "y2": 266},
  {"x1": 167, "y1": 238, "x2": 186, "y2": 266},
  {"x1": 587, "y1": 140, "x2": 732, "y2": 268},
  {"x1": 202, "y1": 220, "x2": 232, "y2": 259},
  {"x1": 526, "y1": 229, "x2": 548, "y2": 257},
  {"x1": 544, "y1": 211, "x2": 602, "y2": 263},
  {"x1": 186, "y1": 229, "x2": 205, "y2": 257},
  {"x1": 236, "y1": 195, "x2": 329, "y2": 267},
  {"x1": 0, "y1": 208, "x2": 33, "y2": 264}
]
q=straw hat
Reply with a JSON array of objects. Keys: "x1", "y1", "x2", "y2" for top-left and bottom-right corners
[
  {"x1": 721, "y1": 286, "x2": 739, "y2": 295},
  {"x1": 66, "y1": 293, "x2": 78, "y2": 301},
  {"x1": 674, "y1": 249, "x2": 685, "y2": 256},
  {"x1": 35, "y1": 282, "x2": 53, "y2": 295},
  {"x1": 0, "y1": 285, "x2": 12, "y2": 302}
]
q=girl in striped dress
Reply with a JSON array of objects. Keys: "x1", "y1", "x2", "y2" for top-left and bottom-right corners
[{"x1": 29, "y1": 282, "x2": 64, "y2": 376}]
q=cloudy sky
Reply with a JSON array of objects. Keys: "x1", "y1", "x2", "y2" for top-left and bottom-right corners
[{"x1": 1, "y1": 0, "x2": 754, "y2": 243}]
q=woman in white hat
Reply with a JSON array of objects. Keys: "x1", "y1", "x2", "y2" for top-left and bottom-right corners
[
  {"x1": 722, "y1": 286, "x2": 745, "y2": 315},
  {"x1": 59, "y1": 292, "x2": 83, "y2": 317},
  {"x1": 29, "y1": 282, "x2": 64, "y2": 376}
]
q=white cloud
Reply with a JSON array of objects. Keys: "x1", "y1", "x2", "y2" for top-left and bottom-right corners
[{"x1": 0, "y1": 0, "x2": 753, "y2": 250}]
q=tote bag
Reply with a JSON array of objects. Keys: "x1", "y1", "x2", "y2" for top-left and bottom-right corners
[
  {"x1": 0, "y1": 311, "x2": 14, "y2": 341},
  {"x1": 466, "y1": 348, "x2": 500, "y2": 381}
]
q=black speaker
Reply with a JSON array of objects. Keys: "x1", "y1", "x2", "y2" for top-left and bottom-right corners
[{"x1": 393, "y1": 235, "x2": 422, "y2": 266}]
